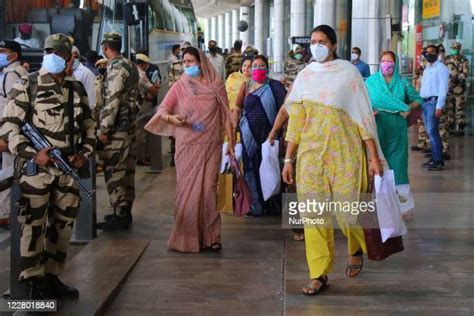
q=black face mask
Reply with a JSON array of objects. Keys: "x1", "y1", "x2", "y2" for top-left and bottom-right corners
[
  {"x1": 209, "y1": 47, "x2": 217, "y2": 53},
  {"x1": 98, "y1": 68, "x2": 106, "y2": 76},
  {"x1": 425, "y1": 53, "x2": 438, "y2": 63}
]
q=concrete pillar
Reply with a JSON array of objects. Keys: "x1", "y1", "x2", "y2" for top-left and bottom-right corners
[
  {"x1": 273, "y1": 0, "x2": 285, "y2": 73},
  {"x1": 225, "y1": 11, "x2": 232, "y2": 50},
  {"x1": 232, "y1": 9, "x2": 240, "y2": 44},
  {"x1": 352, "y1": 0, "x2": 401, "y2": 72},
  {"x1": 205, "y1": 18, "x2": 211, "y2": 49},
  {"x1": 240, "y1": 6, "x2": 250, "y2": 46},
  {"x1": 217, "y1": 14, "x2": 225, "y2": 48},
  {"x1": 210, "y1": 16, "x2": 217, "y2": 43},
  {"x1": 254, "y1": 0, "x2": 265, "y2": 55},
  {"x1": 290, "y1": 0, "x2": 306, "y2": 37},
  {"x1": 314, "y1": 0, "x2": 336, "y2": 28}
]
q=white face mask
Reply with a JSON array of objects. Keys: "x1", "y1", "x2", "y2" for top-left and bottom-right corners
[
  {"x1": 310, "y1": 43, "x2": 330, "y2": 63},
  {"x1": 351, "y1": 53, "x2": 359, "y2": 62}
]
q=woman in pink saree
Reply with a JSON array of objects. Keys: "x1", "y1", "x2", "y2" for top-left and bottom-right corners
[{"x1": 145, "y1": 47, "x2": 234, "y2": 252}]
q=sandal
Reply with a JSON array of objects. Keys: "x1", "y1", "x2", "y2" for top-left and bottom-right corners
[
  {"x1": 210, "y1": 243, "x2": 222, "y2": 252},
  {"x1": 302, "y1": 275, "x2": 328, "y2": 296},
  {"x1": 293, "y1": 234, "x2": 305, "y2": 241},
  {"x1": 346, "y1": 248, "x2": 364, "y2": 278}
]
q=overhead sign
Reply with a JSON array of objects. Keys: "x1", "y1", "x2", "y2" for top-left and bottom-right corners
[
  {"x1": 422, "y1": 0, "x2": 441, "y2": 19},
  {"x1": 291, "y1": 37, "x2": 310, "y2": 45}
]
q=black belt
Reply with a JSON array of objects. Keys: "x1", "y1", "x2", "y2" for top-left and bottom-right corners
[{"x1": 423, "y1": 96, "x2": 438, "y2": 102}]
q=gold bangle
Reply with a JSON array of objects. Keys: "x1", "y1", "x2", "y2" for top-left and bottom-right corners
[
  {"x1": 369, "y1": 158, "x2": 382, "y2": 163},
  {"x1": 165, "y1": 115, "x2": 169, "y2": 122}
]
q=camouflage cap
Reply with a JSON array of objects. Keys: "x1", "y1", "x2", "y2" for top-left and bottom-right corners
[
  {"x1": 95, "y1": 58, "x2": 108, "y2": 67},
  {"x1": 44, "y1": 33, "x2": 72, "y2": 53},
  {"x1": 101, "y1": 32, "x2": 122, "y2": 44},
  {"x1": 295, "y1": 46, "x2": 303, "y2": 54},
  {"x1": 451, "y1": 41, "x2": 462, "y2": 50}
]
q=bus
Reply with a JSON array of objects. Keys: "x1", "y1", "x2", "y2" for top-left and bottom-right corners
[{"x1": 1, "y1": 0, "x2": 199, "y2": 79}]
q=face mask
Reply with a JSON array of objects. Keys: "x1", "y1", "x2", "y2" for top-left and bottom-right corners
[
  {"x1": 351, "y1": 53, "x2": 359, "y2": 62},
  {"x1": 310, "y1": 43, "x2": 330, "y2": 63},
  {"x1": 380, "y1": 61, "x2": 395, "y2": 76},
  {"x1": 0, "y1": 53, "x2": 10, "y2": 68},
  {"x1": 98, "y1": 68, "x2": 106, "y2": 76},
  {"x1": 295, "y1": 53, "x2": 302, "y2": 61},
  {"x1": 42, "y1": 53, "x2": 67, "y2": 74},
  {"x1": 184, "y1": 64, "x2": 201, "y2": 78},
  {"x1": 252, "y1": 69, "x2": 267, "y2": 83},
  {"x1": 73, "y1": 58, "x2": 80, "y2": 71},
  {"x1": 451, "y1": 49, "x2": 459, "y2": 55},
  {"x1": 209, "y1": 47, "x2": 217, "y2": 53},
  {"x1": 425, "y1": 53, "x2": 438, "y2": 63}
]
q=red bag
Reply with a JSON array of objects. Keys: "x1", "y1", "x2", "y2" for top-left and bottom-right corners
[
  {"x1": 230, "y1": 158, "x2": 252, "y2": 216},
  {"x1": 360, "y1": 183, "x2": 404, "y2": 261},
  {"x1": 407, "y1": 107, "x2": 422, "y2": 127}
]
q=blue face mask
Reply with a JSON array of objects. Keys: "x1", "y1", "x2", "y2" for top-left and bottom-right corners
[
  {"x1": 184, "y1": 64, "x2": 201, "y2": 78},
  {"x1": 42, "y1": 53, "x2": 66, "y2": 74},
  {"x1": 0, "y1": 53, "x2": 10, "y2": 68}
]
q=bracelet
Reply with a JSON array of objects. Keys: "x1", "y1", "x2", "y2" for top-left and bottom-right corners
[
  {"x1": 369, "y1": 158, "x2": 382, "y2": 163},
  {"x1": 283, "y1": 158, "x2": 293, "y2": 164}
]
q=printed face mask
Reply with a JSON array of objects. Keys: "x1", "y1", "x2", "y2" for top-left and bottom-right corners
[{"x1": 380, "y1": 61, "x2": 395, "y2": 76}]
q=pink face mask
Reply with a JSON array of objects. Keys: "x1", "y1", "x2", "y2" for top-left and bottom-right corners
[
  {"x1": 380, "y1": 61, "x2": 395, "y2": 76},
  {"x1": 252, "y1": 69, "x2": 267, "y2": 83}
]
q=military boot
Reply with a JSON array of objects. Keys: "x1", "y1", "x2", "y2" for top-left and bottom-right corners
[{"x1": 45, "y1": 273, "x2": 79, "y2": 299}]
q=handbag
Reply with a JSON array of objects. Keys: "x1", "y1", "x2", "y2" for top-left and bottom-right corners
[
  {"x1": 407, "y1": 107, "x2": 422, "y2": 127},
  {"x1": 360, "y1": 178, "x2": 404, "y2": 261},
  {"x1": 230, "y1": 157, "x2": 251, "y2": 216}
]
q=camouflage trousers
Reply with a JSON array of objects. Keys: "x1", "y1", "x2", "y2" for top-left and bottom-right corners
[
  {"x1": 446, "y1": 90, "x2": 466, "y2": 131},
  {"x1": 102, "y1": 131, "x2": 136, "y2": 209},
  {"x1": 17, "y1": 171, "x2": 80, "y2": 280},
  {"x1": 416, "y1": 112, "x2": 450, "y2": 153}
]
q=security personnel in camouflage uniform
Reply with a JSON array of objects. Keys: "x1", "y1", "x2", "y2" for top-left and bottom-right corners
[
  {"x1": 283, "y1": 46, "x2": 306, "y2": 89},
  {"x1": 97, "y1": 32, "x2": 139, "y2": 230},
  {"x1": 1, "y1": 33, "x2": 96, "y2": 299},
  {"x1": 225, "y1": 40, "x2": 243, "y2": 78},
  {"x1": 0, "y1": 40, "x2": 28, "y2": 228},
  {"x1": 168, "y1": 41, "x2": 189, "y2": 87},
  {"x1": 445, "y1": 41, "x2": 469, "y2": 135}
]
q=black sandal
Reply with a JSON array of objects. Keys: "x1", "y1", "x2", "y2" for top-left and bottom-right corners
[
  {"x1": 302, "y1": 275, "x2": 328, "y2": 296},
  {"x1": 346, "y1": 248, "x2": 364, "y2": 278}
]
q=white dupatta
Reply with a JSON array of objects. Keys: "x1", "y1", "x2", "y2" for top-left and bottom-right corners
[{"x1": 285, "y1": 59, "x2": 386, "y2": 163}]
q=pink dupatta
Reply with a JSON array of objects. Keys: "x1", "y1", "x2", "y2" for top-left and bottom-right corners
[{"x1": 145, "y1": 50, "x2": 230, "y2": 138}]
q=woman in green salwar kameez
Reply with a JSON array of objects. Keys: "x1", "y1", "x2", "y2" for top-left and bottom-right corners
[{"x1": 365, "y1": 51, "x2": 422, "y2": 214}]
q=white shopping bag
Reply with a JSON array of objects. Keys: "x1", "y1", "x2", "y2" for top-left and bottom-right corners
[
  {"x1": 220, "y1": 143, "x2": 244, "y2": 174},
  {"x1": 259, "y1": 140, "x2": 281, "y2": 201},
  {"x1": 374, "y1": 170, "x2": 407, "y2": 242}
]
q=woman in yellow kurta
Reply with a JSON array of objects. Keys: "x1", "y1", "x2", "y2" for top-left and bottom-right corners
[
  {"x1": 282, "y1": 25, "x2": 385, "y2": 296},
  {"x1": 225, "y1": 56, "x2": 253, "y2": 110}
]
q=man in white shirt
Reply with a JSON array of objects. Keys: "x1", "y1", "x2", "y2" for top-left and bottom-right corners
[
  {"x1": 206, "y1": 40, "x2": 226, "y2": 80},
  {"x1": 71, "y1": 46, "x2": 96, "y2": 110},
  {"x1": 14, "y1": 24, "x2": 41, "y2": 49},
  {"x1": 419, "y1": 44, "x2": 450, "y2": 171}
]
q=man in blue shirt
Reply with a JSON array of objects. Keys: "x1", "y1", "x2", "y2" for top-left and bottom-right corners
[
  {"x1": 351, "y1": 47, "x2": 370, "y2": 79},
  {"x1": 419, "y1": 45, "x2": 450, "y2": 171}
]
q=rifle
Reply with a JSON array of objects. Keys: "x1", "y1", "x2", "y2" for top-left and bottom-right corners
[{"x1": 21, "y1": 122, "x2": 94, "y2": 200}]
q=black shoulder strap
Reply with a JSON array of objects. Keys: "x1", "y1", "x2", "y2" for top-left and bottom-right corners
[
  {"x1": 66, "y1": 82, "x2": 76, "y2": 154},
  {"x1": 1, "y1": 69, "x2": 21, "y2": 98}
]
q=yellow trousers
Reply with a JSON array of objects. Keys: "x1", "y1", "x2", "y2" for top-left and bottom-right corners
[{"x1": 304, "y1": 214, "x2": 367, "y2": 279}]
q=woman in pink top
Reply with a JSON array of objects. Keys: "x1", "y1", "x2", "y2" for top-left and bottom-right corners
[{"x1": 145, "y1": 47, "x2": 234, "y2": 252}]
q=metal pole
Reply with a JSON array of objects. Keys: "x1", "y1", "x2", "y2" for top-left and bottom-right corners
[
  {"x1": 9, "y1": 181, "x2": 27, "y2": 299},
  {"x1": 72, "y1": 157, "x2": 97, "y2": 243}
]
